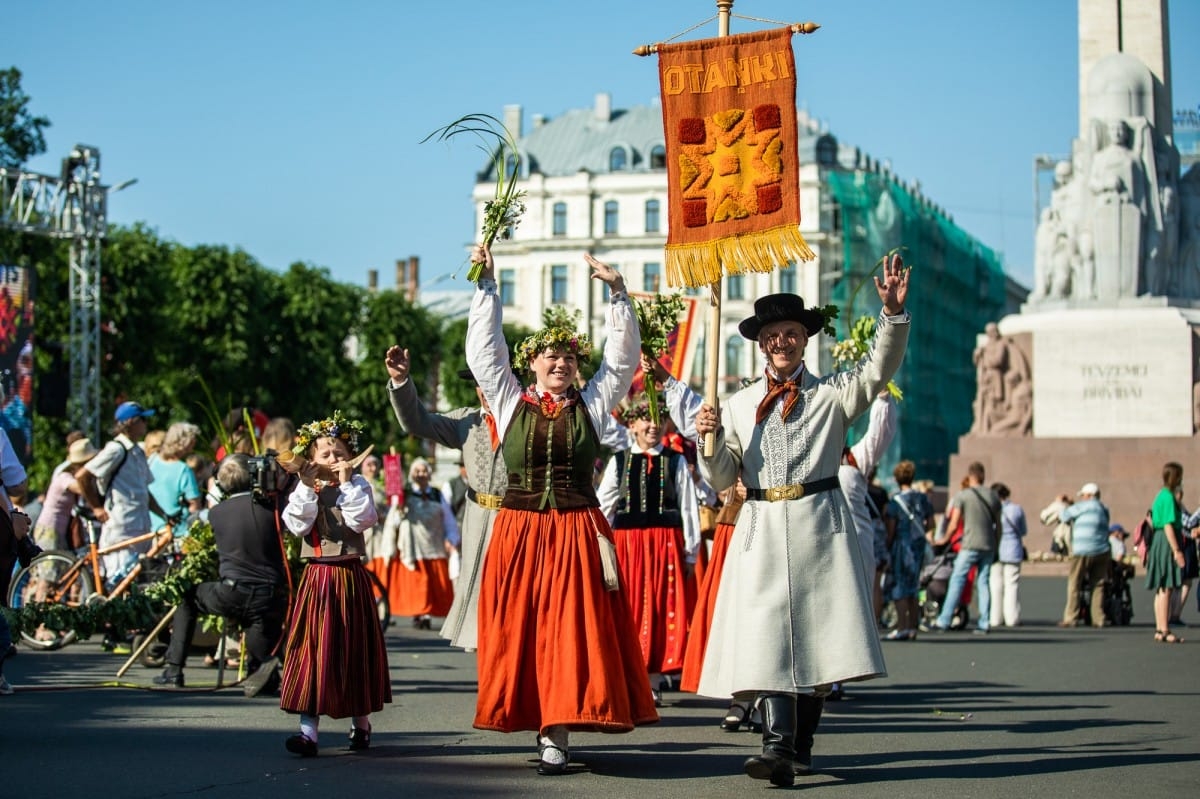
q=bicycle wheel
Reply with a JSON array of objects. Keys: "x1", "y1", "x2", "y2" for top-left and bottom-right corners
[
  {"x1": 365, "y1": 569, "x2": 390, "y2": 630},
  {"x1": 7, "y1": 550, "x2": 94, "y2": 650}
]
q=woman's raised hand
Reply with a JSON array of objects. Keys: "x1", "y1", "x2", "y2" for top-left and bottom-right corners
[
  {"x1": 585, "y1": 254, "x2": 625, "y2": 293},
  {"x1": 470, "y1": 243, "x2": 495, "y2": 281}
]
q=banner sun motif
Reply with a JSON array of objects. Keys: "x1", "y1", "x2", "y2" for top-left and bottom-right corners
[{"x1": 657, "y1": 27, "x2": 814, "y2": 288}]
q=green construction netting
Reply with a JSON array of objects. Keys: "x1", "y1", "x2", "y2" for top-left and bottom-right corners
[{"x1": 826, "y1": 170, "x2": 1009, "y2": 486}]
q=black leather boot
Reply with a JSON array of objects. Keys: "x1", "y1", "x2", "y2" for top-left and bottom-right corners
[
  {"x1": 793, "y1": 694, "x2": 825, "y2": 774},
  {"x1": 743, "y1": 693, "x2": 796, "y2": 787}
]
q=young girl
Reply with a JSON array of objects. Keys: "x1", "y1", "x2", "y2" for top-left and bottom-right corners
[{"x1": 279, "y1": 411, "x2": 391, "y2": 756}]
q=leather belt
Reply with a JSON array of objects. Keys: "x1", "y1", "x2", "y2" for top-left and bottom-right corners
[
  {"x1": 745, "y1": 477, "x2": 840, "y2": 502},
  {"x1": 466, "y1": 487, "x2": 503, "y2": 510}
]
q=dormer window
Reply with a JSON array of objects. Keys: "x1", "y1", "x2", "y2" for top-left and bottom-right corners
[{"x1": 609, "y1": 147, "x2": 628, "y2": 171}]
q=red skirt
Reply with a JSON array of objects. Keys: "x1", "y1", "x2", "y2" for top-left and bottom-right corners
[
  {"x1": 612, "y1": 525, "x2": 694, "y2": 674},
  {"x1": 386, "y1": 557, "x2": 454, "y2": 617},
  {"x1": 474, "y1": 506, "x2": 660, "y2": 733},
  {"x1": 279, "y1": 559, "x2": 392, "y2": 718},
  {"x1": 680, "y1": 522, "x2": 734, "y2": 693}
]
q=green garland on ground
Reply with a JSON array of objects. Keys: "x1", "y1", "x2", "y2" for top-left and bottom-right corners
[{"x1": 3, "y1": 520, "x2": 220, "y2": 640}]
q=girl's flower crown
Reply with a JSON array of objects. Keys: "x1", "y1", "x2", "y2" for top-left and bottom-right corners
[
  {"x1": 617, "y1": 398, "x2": 668, "y2": 425},
  {"x1": 293, "y1": 410, "x2": 366, "y2": 456},
  {"x1": 516, "y1": 326, "x2": 592, "y2": 364}
]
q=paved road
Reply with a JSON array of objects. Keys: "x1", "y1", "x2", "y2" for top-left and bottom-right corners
[{"x1": 3, "y1": 577, "x2": 1197, "y2": 798}]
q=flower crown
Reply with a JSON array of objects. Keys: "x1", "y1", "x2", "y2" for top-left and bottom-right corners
[
  {"x1": 516, "y1": 326, "x2": 592, "y2": 364},
  {"x1": 618, "y1": 398, "x2": 667, "y2": 425},
  {"x1": 293, "y1": 410, "x2": 366, "y2": 456}
]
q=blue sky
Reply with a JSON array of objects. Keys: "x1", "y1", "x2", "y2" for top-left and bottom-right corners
[{"x1": 8, "y1": 1, "x2": 1198, "y2": 292}]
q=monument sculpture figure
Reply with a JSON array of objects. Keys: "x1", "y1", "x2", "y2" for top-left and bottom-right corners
[
  {"x1": 1088, "y1": 119, "x2": 1146, "y2": 299},
  {"x1": 969, "y1": 323, "x2": 1032, "y2": 436}
]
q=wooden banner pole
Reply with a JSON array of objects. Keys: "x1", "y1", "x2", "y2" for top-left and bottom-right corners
[{"x1": 699, "y1": 0, "x2": 734, "y2": 458}]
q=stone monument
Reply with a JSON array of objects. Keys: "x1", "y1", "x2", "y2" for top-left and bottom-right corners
[{"x1": 951, "y1": 0, "x2": 1200, "y2": 550}]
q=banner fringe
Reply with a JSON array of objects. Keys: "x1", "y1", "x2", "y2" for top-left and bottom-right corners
[{"x1": 664, "y1": 226, "x2": 816, "y2": 289}]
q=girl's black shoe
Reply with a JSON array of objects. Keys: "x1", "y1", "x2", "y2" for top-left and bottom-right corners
[
  {"x1": 348, "y1": 727, "x2": 371, "y2": 751},
  {"x1": 285, "y1": 734, "x2": 318, "y2": 757}
]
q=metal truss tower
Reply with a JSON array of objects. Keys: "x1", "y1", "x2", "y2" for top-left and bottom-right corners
[{"x1": 0, "y1": 145, "x2": 106, "y2": 442}]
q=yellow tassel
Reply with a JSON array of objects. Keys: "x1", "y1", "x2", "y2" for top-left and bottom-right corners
[{"x1": 663, "y1": 226, "x2": 815, "y2": 289}]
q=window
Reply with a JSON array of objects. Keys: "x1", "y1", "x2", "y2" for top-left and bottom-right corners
[
  {"x1": 551, "y1": 264, "x2": 568, "y2": 304},
  {"x1": 726, "y1": 274, "x2": 744, "y2": 300},
  {"x1": 644, "y1": 199, "x2": 660, "y2": 233},
  {"x1": 685, "y1": 285, "x2": 704, "y2": 297},
  {"x1": 604, "y1": 200, "x2": 619, "y2": 235},
  {"x1": 725, "y1": 337, "x2": 743, "y2": 379},
  {"x1": 643, "y1": 262, "x2": 661, "y2": 293},
  {"x1": 609, "y1": 147, "x2": 627, "y2": 171},
  {"x1": 778, "y1": 264, "x2": 796, "y2": 294},
  {"x1": 552, "y1": 202, "x2": 567, "y2": 236},
  {"x1": 650, "y1": 144, "x2": 666, "y2": 169},
  {"x1": 499, "y1": 269, "x2": 515, "y2": 307}
]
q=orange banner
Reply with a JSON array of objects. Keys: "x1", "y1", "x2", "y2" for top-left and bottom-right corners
[{"x1": 657, "y1": 27, "x2": 813, "y2": 288}]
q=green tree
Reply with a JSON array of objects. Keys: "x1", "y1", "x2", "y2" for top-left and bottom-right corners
[
  {"x1": 349, "y1": 288, "x2": 442, "y2": 460},
  {"x1": 0, "y1": 67, "x2": 50, "y2": 168},
  {"x1": 438, "y1": 317, "x2": 535, "y2": 410}
]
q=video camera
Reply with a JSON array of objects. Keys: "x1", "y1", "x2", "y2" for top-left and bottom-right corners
[{"x1": 245, "y1": 452, "x2": 286, "y2": 497}]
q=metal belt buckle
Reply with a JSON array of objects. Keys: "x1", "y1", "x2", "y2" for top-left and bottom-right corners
[
  {"x1": 477, "y1": 493, "x2": 502, "y2": 510},
  {"x1": 766, "y1": 484, "x2": 804, "y2": 502}
]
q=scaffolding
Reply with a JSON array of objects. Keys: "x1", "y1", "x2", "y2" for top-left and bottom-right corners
[{"x1": 0, "y1": 145, "x2": 106, "y2": 442}]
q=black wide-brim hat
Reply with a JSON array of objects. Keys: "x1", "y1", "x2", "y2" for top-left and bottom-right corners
[{"x1": 738, "y1": 293, "x2": 825, "y2": 340}]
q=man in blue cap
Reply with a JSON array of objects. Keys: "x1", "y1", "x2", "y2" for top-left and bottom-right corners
[{"x1": 77, "y1": 401, "x2": 168, "y2": 608}]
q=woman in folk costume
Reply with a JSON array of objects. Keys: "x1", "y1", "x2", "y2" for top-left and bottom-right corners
[
  {"x1": 596, "y1": 397, "x2": 701, "y2": 706},
  {"x1": 465, "y1": 243, "x2": 658, "y2": 776},
  {"x1": 278, "y1": 411, "x2": 390, "y2": 757},
  {"x1": 385, "y1": 458, "x2": 459, "y2": 629},
  {"x1": 693, "y1": 254, "x2": 910, "y2": 787},
  {"x1": 384, "y1": 354, "x2": 508, "y2": 650},
  {"x1": 644, "y1": 354, "x2": 756, "y2": 730}
]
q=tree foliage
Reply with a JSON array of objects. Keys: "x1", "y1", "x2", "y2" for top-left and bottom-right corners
[
  {"x1": 15, "y1": 220, "x2": 465, "y2": 490},
  {"x1": 0, "y1": 67, "x2": 50, "y2": 168}
]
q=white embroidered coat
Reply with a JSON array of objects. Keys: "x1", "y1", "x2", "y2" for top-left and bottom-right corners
[{"x1": 697, "y1": 312, "x2": 909, "y2": 698}]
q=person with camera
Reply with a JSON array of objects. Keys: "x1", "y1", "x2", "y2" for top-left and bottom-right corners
[{"x1": 153, "y1": 453, "x2": 289, "y2": 697}]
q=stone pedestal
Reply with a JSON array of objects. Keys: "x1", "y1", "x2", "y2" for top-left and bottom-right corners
[
  {"x1": 950, "y1": 435, "x2": 1199, "y2": 555},
  {"x1": 1007, "y1": 304, "x2": 1199, "y2": 438},
  {"x1": 950, "y1": 304, "x2": 1200, "y2": 553}
]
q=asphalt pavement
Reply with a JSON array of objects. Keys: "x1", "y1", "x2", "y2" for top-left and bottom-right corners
[{"x1": 2, "y1": 576, "x2": 1197, "y2": 798}]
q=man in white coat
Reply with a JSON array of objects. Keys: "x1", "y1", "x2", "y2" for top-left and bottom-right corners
[{"x1": 694, "y1": 254, "x2": 910, "y2": 787}]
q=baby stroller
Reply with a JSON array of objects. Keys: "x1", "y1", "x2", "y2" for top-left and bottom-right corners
[{"x1": 919, "y1": 546, "x2": 971, "y2": 630}]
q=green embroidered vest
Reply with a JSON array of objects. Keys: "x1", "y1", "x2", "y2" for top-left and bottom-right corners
[{"x1": 501, "y1": 400, "x2": 600, "y2": 511}]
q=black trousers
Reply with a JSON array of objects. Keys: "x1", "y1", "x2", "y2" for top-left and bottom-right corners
[{"x1": 165, "y1": 581, "x2": 287, "y2": 669}]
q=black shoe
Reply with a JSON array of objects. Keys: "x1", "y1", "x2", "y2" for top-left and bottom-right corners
[
  {"x1": 285, "y1": 734, "x2": 318, "y2": 757},
  {"x1": 152, "y1": 667, "x2": 184, "y2": 688},
  {"x1": 721, "y1": 703, "x2": 749, "y2": 732},
  {"x1": 243, "y1": 657, "x2": 280, "y2": 698},
  {"x1": 744, "y1": 753, "x2": 795, "y2": 787},
  {"x1": 419, "y1": 616, "x2": 433, "y2": 630},
  {"x1": 348, "y1": 727, "x2": 371, "y2": 751},
  {"x1": 536, "y1": 738, "x2": 569, "y2": 775}
]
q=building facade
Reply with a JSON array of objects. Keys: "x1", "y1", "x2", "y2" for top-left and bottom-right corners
[{"x1": 475, "y1": 93, "x2": 1022, "y2": 483}]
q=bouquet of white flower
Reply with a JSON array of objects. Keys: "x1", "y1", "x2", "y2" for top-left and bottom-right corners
[{"x1": 424, "y1": 114, "x2": 527, "y2": 282}]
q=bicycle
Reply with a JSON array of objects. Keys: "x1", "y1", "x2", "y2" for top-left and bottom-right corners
[{"x1": 6, "y1": 507, "x2": 178, "y2": 650}]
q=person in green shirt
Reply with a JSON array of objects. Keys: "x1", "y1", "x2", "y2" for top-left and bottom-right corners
[{"x1": 1145, "y1": 461, "x2": 1186, "y2": 643}]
